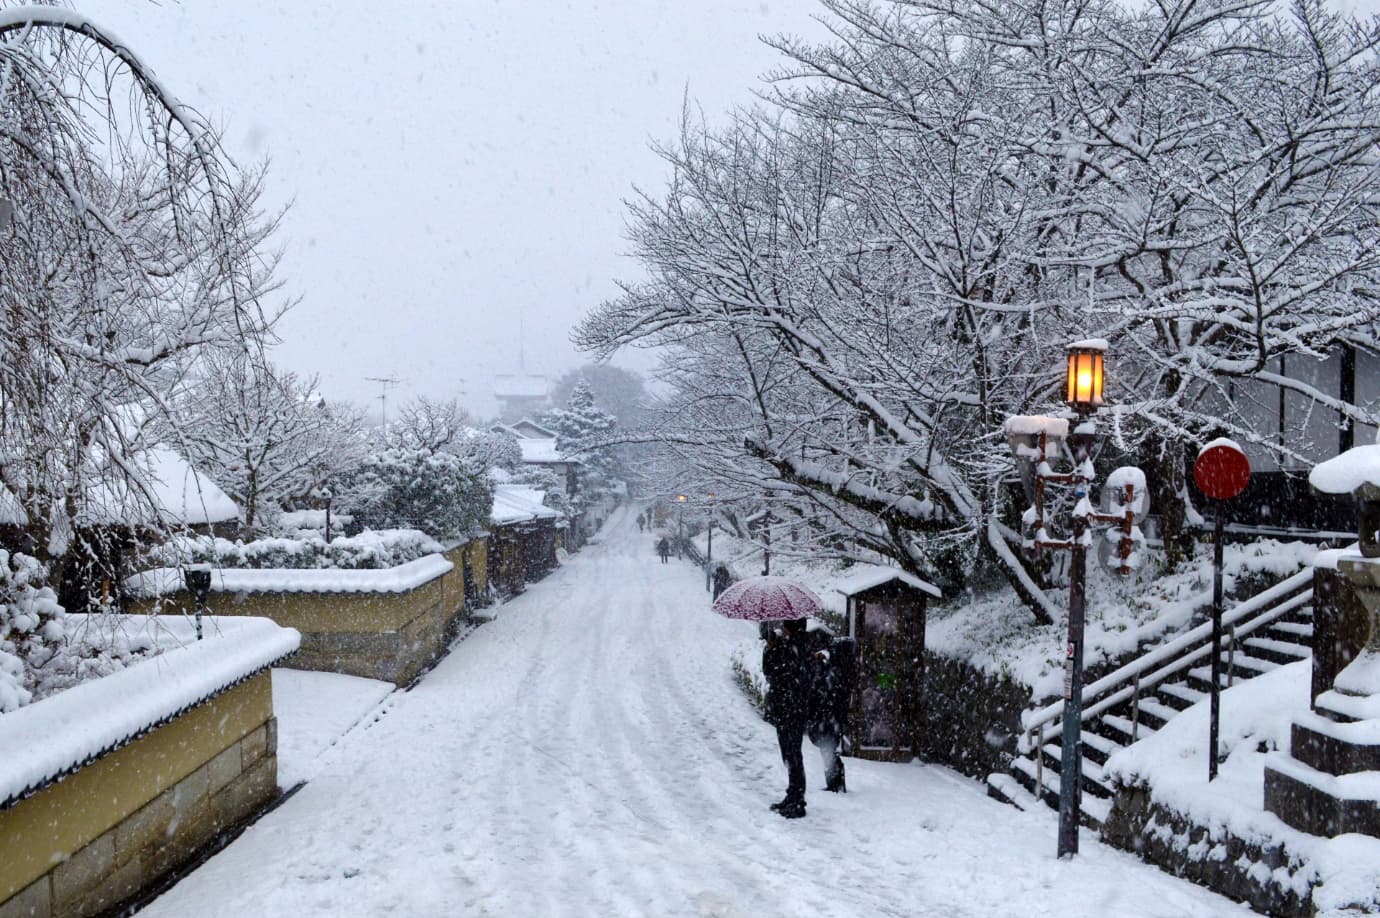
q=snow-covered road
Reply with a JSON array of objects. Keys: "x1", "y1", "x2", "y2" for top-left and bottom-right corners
[{"x1": 146, "y1": 507, "x2": 1245, "y2": 917}]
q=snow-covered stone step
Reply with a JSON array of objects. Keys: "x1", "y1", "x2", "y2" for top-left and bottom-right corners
[
  {"x1": 1099, "y1": 714, "x2": 1141, "y2": 743},
  {"x1": 986, "y1": 772, "x2": 1039, "y2": 812},
  {"x1": 1010, "y1": 757, "x2": 1110, "y2": 825},
  {"x1": 1008, "y1": 756, "x2": 1109, "y2": 827},
  {"x1": 1187, "y1": 654, "x2": 1274, "y2": 690},
  {"x1": 1039, "y1": 744, "x2": 1114, "y2": 797},
  {"x1": 1011, "y1": 754, "x2": 1057, "y2": 800},
  {"x1": 1267, "y1": 620, "x2": 1314, "y2": 640},
  {"x1": 1243, "y1": 635, "x2": 1312, "y2": 664},
  {"x1": 1080, "y1": 731, "x2": 1122, "y2": 759},
  {"x1": 1158, "y1": 682, "x2": 1206, "y2": 707},
  {"x1": 1134, "y1": 699, "x2": 1180, "y2": 729},
  {"x1": 1228, "y1": 653, "x2": 1276, "y2": 675}
]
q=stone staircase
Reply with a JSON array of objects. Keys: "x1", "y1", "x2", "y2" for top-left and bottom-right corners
[{"x1": 987, "y1": 569, "x2": 1316, "y2": 828}]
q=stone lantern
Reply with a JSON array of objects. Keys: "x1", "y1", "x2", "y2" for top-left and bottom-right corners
[{"x1": 1263, "y1": 445, "x2": 1380, "y2": 838}]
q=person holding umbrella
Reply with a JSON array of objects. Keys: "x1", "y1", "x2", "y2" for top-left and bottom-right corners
[
  {"x1": 711, "y1": 576, "x2": 826, "y2": 820},
  {"x1": 763, "y1": 617, "x2": 813, "y2": 818}
]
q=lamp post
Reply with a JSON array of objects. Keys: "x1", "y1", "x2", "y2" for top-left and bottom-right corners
[
  {"x1": 184, "y1": 565, "x2": 212, "y2": 641},
  {"x1": 675, "y1": 494, "x2": 687, "y2": 559},
  {"x1": 1058, "y1": 340, "x2": 1103, "y2": 859},
  {"x1": 705, "y1": 492, "x2": 717, "y2": 592},
  {"x1": 1005, "y1": 339, "x2": 1138, "y2": 859}
]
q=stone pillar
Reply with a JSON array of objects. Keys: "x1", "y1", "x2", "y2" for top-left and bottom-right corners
[{"x1": 1264, "y1": 557, "x2": 1380, "y2": 837}]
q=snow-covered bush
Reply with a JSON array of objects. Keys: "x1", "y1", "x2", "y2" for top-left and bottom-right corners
[
  {"x1": 344, "y1": 446, "x2": 493, "y2": 540},
  {"x1": 0, "y1": 551, "x2": 66, "y2": 712},
  {"x1": 158, "y1": 529, "x2": 443, "y2": 571}
]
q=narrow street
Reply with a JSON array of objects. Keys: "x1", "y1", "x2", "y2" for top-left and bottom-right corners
[{"x1": 146, "y1": 507, "x2": 1243, "y2": 917}]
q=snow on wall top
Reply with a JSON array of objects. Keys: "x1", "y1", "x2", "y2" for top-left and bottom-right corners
[
  {"x1": 0, "y1": 614, "x2": 299, "y2": 809},
  {"x1": 1310, "y1": 444, "x2": 1380, "y2": 495},
  {"x1": 834, "y1": 566, "x2": 941, "y2": 599},
  {"x1": 125, "y1": 553, "x2": 454, "y2": 598},
  {"x1": 518, "y1": 438, "x2": 566, "y2": 465}
]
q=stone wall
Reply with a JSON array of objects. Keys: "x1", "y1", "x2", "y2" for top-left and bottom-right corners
[
  {"x1": 132, "y1": 539, "x2": 487, "y2": 686},
  {"x1": 1101, "y1": 786, "x2": 1314, "y2": 916},
  {"x1": 918, "y1": 652, "x2": 1032, "y2": 780},
  {"x1": 0, "y1": 672, "x2": 277, "y2": 918}
]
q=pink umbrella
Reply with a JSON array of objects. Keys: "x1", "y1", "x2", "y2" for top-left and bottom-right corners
[{"x1": 711, "y1": 575, "x2": 822, "y2": 622}]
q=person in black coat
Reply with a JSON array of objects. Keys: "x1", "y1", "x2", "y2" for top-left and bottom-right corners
[
  {"x1": 762, "y1": 617, "x2": 812, "y2": 818},
  {"x1": 711, "y1": 563, "x2": 732, "y2": 600},
  {"x1": 656, "y1": 537, "x2": 670, "y2": 563},
  {"x1": 805, "y1": 629, "x2": 855, "y2": 793}
]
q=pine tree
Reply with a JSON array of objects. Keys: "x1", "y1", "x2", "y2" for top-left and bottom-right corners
[{"x1": 546, "y1": 383, "x2": 619, "y2": 505}]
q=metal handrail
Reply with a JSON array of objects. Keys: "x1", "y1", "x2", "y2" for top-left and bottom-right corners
[{"x1": 1018, "y1": 567, "x2": 1314, "y2": 754}]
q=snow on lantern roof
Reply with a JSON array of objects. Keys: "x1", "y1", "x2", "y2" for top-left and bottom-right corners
[
  {"x1": 1067, "y1": 338, "x2": 1109, "y2": 351},
  {"x1": 1311, "y1": 445, "x2": 1380, "y2": 496},
  {"x1": 0, "y1": 614, "x2": 299, "y2": 809},
  {"x1": 835, "y1": 567, "x2": 941, "y2": 599}
]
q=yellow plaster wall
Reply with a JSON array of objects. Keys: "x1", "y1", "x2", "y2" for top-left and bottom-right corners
[{"x1": 0, "y1": 672, "x2": 273, "y2": 902}]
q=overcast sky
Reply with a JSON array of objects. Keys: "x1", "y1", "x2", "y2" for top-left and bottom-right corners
[{"x1": 92, "y1": 0, "x2": 829, "y2": 419}]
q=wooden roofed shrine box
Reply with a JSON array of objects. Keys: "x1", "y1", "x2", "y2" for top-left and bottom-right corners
[{"x1": 838, "y1": 569, "x2": 941, "y2": 762}]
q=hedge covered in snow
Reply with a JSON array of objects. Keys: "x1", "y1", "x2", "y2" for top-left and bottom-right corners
[{"x1": 157, "y1": 529, "x2": 443, "y2": 572}]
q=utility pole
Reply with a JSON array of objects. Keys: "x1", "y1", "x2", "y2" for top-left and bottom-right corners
[{"x1": 365, "y1": 375, "x2": 401, "y2": 431}]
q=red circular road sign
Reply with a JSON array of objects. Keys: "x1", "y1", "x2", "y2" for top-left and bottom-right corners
[{"x1": 1194, "y1": 441, "x2": 1251, "y2": 501}]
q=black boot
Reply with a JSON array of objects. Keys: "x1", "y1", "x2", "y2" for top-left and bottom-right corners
[
  {"x1": 825, "y1": 775, "x2": 847, "y2": 793},
  {"x1": 776, "y1": 801, "x2": 807, "y2": 818}
]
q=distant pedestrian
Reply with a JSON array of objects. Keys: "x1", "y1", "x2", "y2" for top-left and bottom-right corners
[
  {"x1": 712, "y1": 564, "x2": 731, "y2": 600},
  {"x1": 762, "y1": 617, "x2": 812, "y2": 819},
  {"x1": 637, "y1": 512, "x2": 646, "y2": 533},
  {"x1": 656, "y1": 537, "x2": 670, "y2": 563},
  {"x1": 806, "y1": 628, "x2": 855, "y2": 793}
]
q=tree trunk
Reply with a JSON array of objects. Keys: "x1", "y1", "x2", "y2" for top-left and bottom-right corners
[{"x1": 1146, "y1": 440, "x2": 1193, "y2": 571}]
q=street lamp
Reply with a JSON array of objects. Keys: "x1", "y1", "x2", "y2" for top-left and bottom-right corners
[
  {"x1": 1005, "y1": 338, "x2": 1143, "y2": 859},
  {"x1": 705, "y1": 492, "x2": 717, "y2": 592},
  {"x1": 183, "y1": 565, "x2": 212, "y2": 640},
  {"x1": 675, "y1": 494, "x2": 687, "y2": 558}
]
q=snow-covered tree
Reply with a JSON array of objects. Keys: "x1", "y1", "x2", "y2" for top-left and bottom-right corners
[
  {"x1": 167, "y1": 356, "x2": 365, "y2": 532},
  {"x1": 578, "y1": 0, "x2": 1380, "y2": 621},
  {"x1": 0, "y1": 550, "x2": 64, "y2": 712},
  {"x1": 546, "y1": 382, "x2": 619, "y2": 507},
  {"x1": 344, "y1": 446, "x2": 492, "y2": 540},
  {"x1": 0, "y1": 9, "x2": 283, "y2": 600}
]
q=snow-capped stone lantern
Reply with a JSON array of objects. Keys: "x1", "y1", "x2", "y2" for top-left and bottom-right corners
[
  {"x1": 1260, "y1": 444, "x2": 1380, "y2": 840},
  {"x1": 1310, "y1": 444, "x2": 1380, "y2": 558}
]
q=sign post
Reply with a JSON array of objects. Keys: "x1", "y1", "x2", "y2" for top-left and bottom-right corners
[{"x1": 1192, "y1": 439, "x2": 1251, "y2": 781}]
